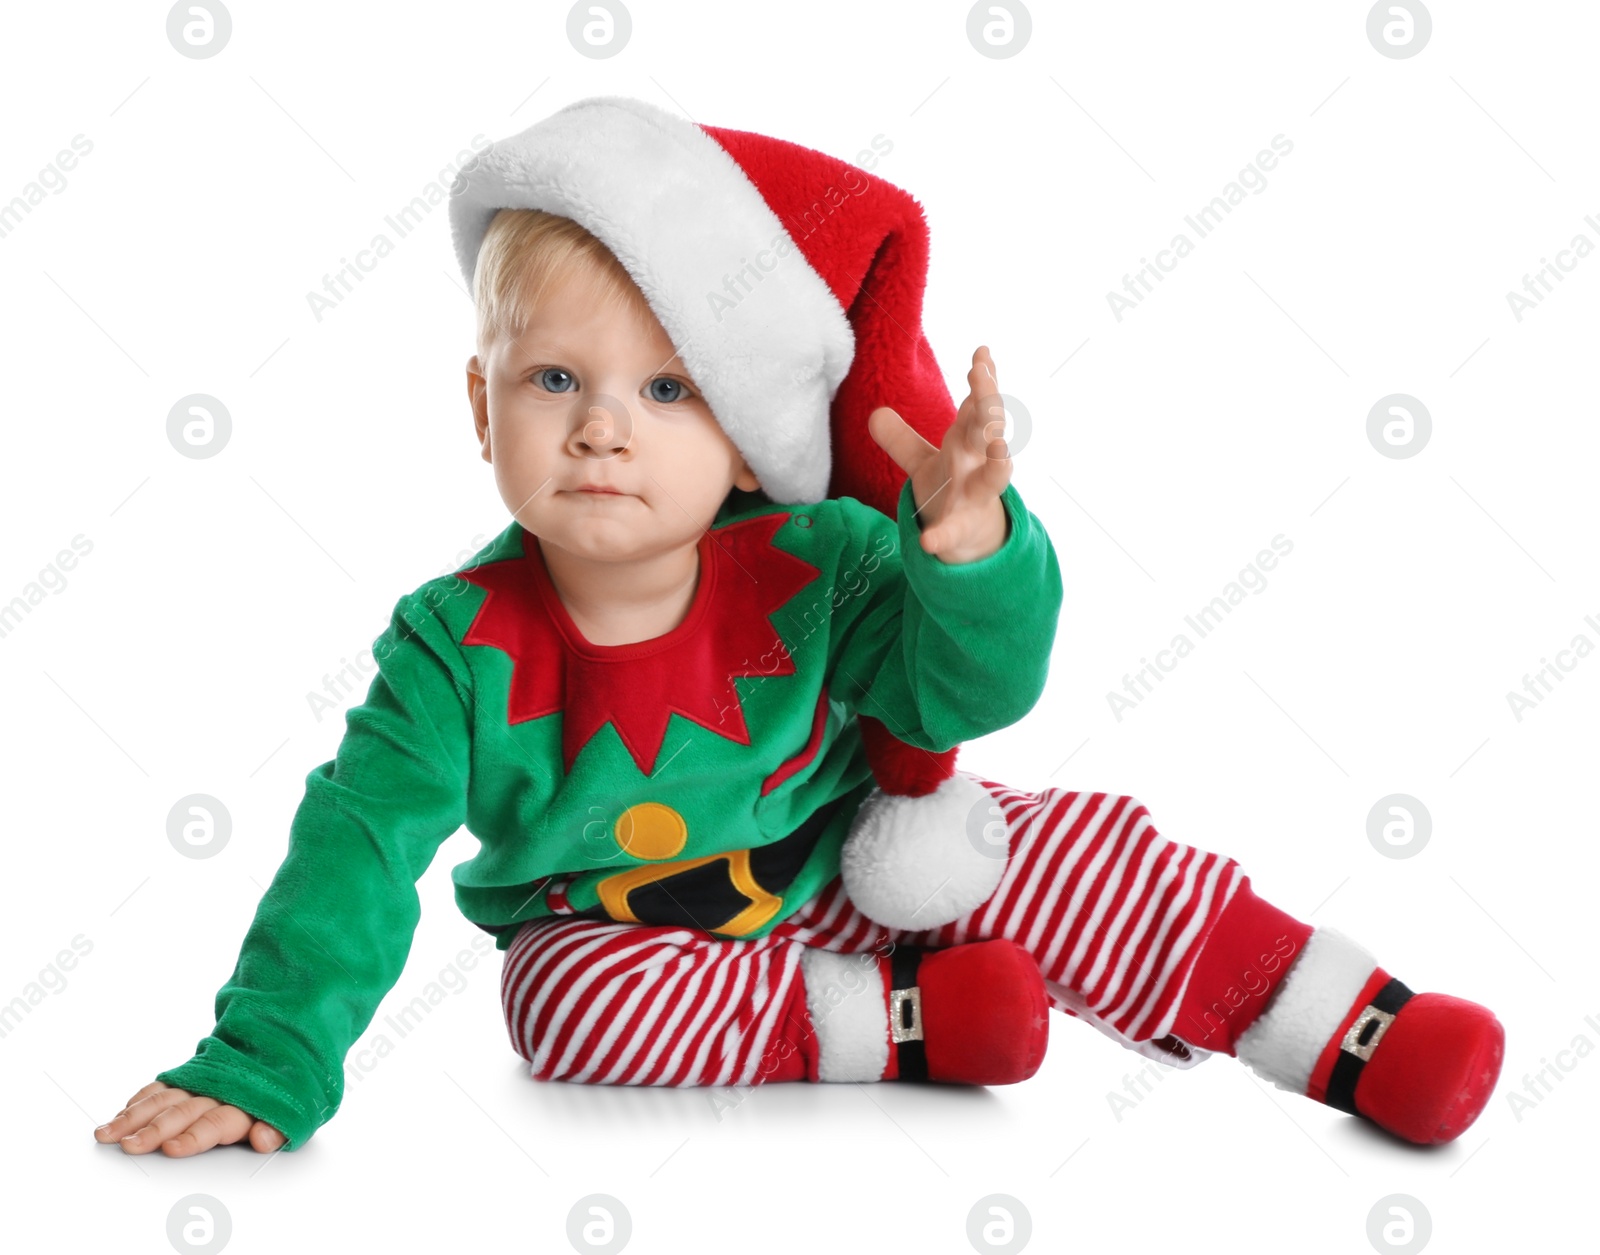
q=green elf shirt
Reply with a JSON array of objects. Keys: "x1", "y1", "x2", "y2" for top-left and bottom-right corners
[{"x1": 156, "y1": 476, "x2": 1063, "y2": 1149}]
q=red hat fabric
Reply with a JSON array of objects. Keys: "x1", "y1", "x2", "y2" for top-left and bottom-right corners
[{"x1": 696, "y1": 115, "x2": 958, "y2": 522}]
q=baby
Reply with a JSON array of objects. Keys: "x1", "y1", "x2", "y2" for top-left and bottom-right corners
[{"x1": 96, "y1": 96, "x2": 1503, "y2": 1157}]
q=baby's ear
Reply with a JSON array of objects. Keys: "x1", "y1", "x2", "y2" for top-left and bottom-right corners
[
  {"x1": 466, "y1": 355, "x2": 491, "y2": 460},
  {"x1": 733, "y1": 452, "x2": 762, "y2": 493}
]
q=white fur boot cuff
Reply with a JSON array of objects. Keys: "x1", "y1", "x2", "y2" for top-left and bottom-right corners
[
  {"x1": 1234, "y1": 926, "x2": 1378, "y2": 1096},
  {"x1": 799, "y1": 948, "x2": 889, "y2": 1082}
]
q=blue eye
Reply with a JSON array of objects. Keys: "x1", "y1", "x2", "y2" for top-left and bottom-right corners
[
  {"x1": 536, "y1": 368, "x2": 575, "y2": 392},
  {"x1": 649, "y1": 378, "x2": 690, "y2": 403}
]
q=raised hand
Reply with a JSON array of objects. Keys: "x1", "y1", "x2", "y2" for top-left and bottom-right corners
[{"x1": 867, "y1": 345, "x2": 1012, "y2": 564}]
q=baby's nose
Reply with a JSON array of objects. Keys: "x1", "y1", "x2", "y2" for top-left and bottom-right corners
[{"x1": 572, "y1": 394, "x2": 635, "y2": 452}]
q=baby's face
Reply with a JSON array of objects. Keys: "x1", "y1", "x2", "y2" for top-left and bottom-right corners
[{"x1": 467, "y1": 266, "x2": 760, "y2": 565}]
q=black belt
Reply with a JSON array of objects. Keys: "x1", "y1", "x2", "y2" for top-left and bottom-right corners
[
  {"x1": 585, "y1": 792, "x2": 849, "y2": 934},
  {"x1": 479, "y1": 794, "x2": 850, "y2": 939},
  {"x1": 1324, "y1": 977, "x2": 1414, "y2": 1114},
  {"x1": 888, "y1": 942, "x2": 927, "y2": 1081}
]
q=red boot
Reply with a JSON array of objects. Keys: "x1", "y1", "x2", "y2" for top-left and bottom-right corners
[
  {"x1": 797, "y1": 940, "x2": 1048, "y2": 1085},
  {"x1": 1234, "y1": 928, "x2": 1505, "y2": 1145}
]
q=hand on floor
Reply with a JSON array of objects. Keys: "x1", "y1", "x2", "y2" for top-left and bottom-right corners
[{"x1": 93, "y1": 1080, "x2": 285, "y2": 1156}]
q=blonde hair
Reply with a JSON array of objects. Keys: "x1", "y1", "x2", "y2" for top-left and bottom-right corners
[{"x1": 472, "y1": 208, "x2": 653, "y2": 359}]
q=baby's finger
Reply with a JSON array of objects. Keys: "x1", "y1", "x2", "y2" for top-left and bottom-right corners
[
  {"x1": 96, "y1": 1084, "x2": 187, "y2": 1142},
  {"x1": 249, "y1": 1120, "x2": 288, "y2": 1153},
  {"x1": 118, "y1": 1094, "x2": 220, "y2": 1155},
  {"x1": 973, "y1": 439, "x2": 1014, "y2": 496},
  {"x1": 974, "y1": 390, "x2": 1007, "y2": 446},
  {"x1": 112, "y1": 1080, "x2": 174, "y2": 1119},
  {"x1": 961, "y1": 352, "x2": 1003, "y2": 446},
  {"x1": 967, "y1": 346, "x2": 998, "y2": 404},
  {"x1": 159, "y1": 1104, "x2": 254, "y2": 1158},
  {"x1": 869, "y1": 405, "x2": 937, "y2": 477},
  {"x1": 124, "y1": 1080, "x2": 172, "y2": 1107}
]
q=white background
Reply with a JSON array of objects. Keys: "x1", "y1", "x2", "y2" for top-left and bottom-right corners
[{"x1": 3, "y1": 2, "x2": 1595, "y2": 1252}]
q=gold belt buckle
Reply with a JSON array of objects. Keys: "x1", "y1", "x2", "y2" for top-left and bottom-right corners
[
  {"x1": 1340, "y1": 1004, "x2": 1396, "y2": 1062},
  {"x1": 889, "y1": 986, "x2": 924, "y2": 1043}
]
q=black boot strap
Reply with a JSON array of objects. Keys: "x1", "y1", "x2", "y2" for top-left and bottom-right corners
[
  {"x1": 1324, "y1": 977, "x2": 1414, "y2": 1115},
  {"x1": 888, "y1": 943, "x2": 927, "y2": 1082}
]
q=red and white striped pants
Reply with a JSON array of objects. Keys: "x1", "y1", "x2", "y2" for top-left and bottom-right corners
[{"x1": 499, "y1": 775, "x2": 1244, "y2": 1087}]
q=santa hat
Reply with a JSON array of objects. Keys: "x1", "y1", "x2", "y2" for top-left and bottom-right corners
[{"x1": 447, "y1": 95, "x2": 1005, "y2": 929}]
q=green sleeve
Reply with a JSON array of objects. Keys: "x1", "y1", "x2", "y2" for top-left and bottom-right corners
[
  {"x1": 829, "y1": 477, "x2": 1063, "y2": 753},
  {"x1": 155, "y1": 591, "x2": 473, "y2": 1151}
]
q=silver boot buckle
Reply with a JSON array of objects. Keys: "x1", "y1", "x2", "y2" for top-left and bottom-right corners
[{"x1": 889, "y1": 986, "x2": 924, "y2": 1043}]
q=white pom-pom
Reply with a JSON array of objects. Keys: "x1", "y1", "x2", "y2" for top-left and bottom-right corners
[{"x1": 839, "y1": 772, "x2": 1008, "y2": 930}]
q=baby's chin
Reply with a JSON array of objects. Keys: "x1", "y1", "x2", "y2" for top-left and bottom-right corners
[{"x1": 521, "y1": 515, "x2": 695, "y2": 564}]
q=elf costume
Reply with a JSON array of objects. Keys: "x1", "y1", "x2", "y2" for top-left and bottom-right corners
[{"x1": 154, "y1": 96, "x2": 1504, "y2": 1152}]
